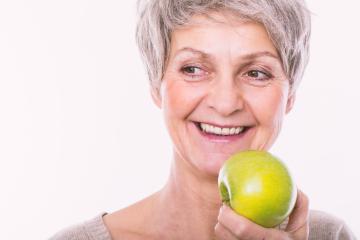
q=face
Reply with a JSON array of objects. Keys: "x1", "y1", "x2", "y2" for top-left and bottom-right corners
[{"x1": 152, "y1": 12, "x2": 295, "y2": 177}]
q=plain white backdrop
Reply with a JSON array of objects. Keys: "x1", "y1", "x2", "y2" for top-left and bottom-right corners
[{"x1": 0, "y1": 0, "x2": 359, "y2": 239}]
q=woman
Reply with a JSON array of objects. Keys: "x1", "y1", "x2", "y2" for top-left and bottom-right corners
[{"x1": 51, "y1": 0, "x2": 356, "y2": 239}]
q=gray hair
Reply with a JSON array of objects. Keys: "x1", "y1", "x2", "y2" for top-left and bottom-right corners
[{"x1": 136, "y1": 0, "x2": 311, "y2": 95}]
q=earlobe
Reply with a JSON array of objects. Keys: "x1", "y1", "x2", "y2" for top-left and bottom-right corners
[
  {"x1": 150, "y1": 87, "x2": 162, "y2": 109},
  {"x1": 285, "y1": 93, "x2": 296, "y2": 114}
]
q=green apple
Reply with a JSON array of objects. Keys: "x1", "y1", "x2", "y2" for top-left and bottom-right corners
[{"x1": 218, "y1": 150, "x2": 297, "y2": 228}]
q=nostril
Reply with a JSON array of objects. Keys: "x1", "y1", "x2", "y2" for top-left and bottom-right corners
[{"x1": 206, "y1": 88, "x2": 244, "y2": 116}]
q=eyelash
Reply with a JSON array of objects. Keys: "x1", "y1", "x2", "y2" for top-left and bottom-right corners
[
  {"x1": 180, "y1": 65, "x2": 207, "y2": 80},
  {"x1": 180, "y1": 65, "x2": 273, "y2": 83},
  {"x1": 245, "y1": 69, "x2": 272, "y2": 80}
]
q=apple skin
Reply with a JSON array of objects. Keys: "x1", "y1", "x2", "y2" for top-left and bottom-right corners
[{"x1": 218, "y1": 150, "x2": 297, "y2": 228}]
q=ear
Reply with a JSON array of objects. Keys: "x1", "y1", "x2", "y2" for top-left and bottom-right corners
[
  {"x1": 150, "y1": 87, "x2": 162, "y2": 109},
  {"x1": 285, "y1": 93, "x2": 296, "y2": 114}
]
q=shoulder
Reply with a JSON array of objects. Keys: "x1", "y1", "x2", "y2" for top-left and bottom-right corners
[
  {"x1": 309, "y1": 210, "x2": 356, "y2": 240},
  {"x1": 49, "y1": 213, "x2": 112, "y2": 240}
]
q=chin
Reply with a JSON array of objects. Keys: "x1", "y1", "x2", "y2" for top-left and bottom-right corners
[{"x1": 194, "y1": 153, "x2": 232, "y2": 178}]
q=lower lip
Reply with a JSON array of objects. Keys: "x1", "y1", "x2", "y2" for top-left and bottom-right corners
[{"x1": 193, "y1": 122, "x2": 251, "y2": 143}]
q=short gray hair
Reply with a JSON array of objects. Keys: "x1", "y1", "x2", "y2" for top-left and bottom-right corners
[{"x1": 136, "y1": 0, "x2": 311, "y2": 95}]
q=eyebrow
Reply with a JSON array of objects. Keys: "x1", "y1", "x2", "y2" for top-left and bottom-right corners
[
  {"x1": 173, "y1": 47, "x2": 214, "y2": 60},
  {"x1": 173, "y1": 47, "x2": 280, "y2": 61}
]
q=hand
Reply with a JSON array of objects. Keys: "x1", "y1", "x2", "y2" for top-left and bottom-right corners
[{"x1": 214, "y1": 190, "x2": 309, "y2": 240}]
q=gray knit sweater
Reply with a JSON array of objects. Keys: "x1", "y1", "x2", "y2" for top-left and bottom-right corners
[{"x1": 50, "y1": 210, "x2": 356, "y2": 240}]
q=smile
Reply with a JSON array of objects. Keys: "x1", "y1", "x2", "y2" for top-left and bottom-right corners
[{"x1": 196, "y1": 122, "x2": 248, "y2": 136}]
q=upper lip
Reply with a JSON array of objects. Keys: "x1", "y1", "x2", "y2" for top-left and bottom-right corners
[{"x1": 195, "y1": 121, "x2": 250, "y2": 128}]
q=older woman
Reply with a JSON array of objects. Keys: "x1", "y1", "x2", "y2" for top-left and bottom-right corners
[{"x1": 51, "y1": 0, "x2": 356, "y2": 239}]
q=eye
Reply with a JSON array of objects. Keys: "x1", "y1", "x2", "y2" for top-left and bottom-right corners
[
  {"x1": 180, "y1": 65, "x2": 208, "y2": 81},
  {"x1": 181, "y1": 66, "x2": 205, "y2": 76},
  {"x1": 246, "y1": 70, "x2": 270, "y2": 80},
  {"x1": 242, "y1": 69, "x2": 273, "y2": 87}
]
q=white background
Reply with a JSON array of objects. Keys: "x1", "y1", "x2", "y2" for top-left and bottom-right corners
[{"x1": 0, "y1": 0, "x2": 359, "y2": 239}]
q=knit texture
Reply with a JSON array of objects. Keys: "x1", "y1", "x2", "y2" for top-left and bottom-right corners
[
  {"x1": 50, "y1": 213, "x2": 111, "y2": 240},
  {"x1": 50, "y1": 210, "x2": 357, "y2": 240},
  {"x1": 309, "y1": 210, "x2": 356, "y2": 240}
]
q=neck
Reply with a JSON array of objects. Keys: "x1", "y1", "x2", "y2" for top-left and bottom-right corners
[{"x1": 156, "y1": 151, "x2": 223, "y2": 240}]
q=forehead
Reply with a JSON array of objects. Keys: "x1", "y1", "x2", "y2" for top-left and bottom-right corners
[{"x1": 169, "y1": 11, "x2": 278, "y2": 59}]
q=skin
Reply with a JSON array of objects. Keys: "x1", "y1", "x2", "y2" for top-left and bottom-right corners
[{"x1": 104, "y1": 11, "x2": 309, "y2": 240}]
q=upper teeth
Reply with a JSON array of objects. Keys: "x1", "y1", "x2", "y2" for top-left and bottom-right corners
[{"x1": 200, "y1": 123, "x2": 244, "y2": 135}]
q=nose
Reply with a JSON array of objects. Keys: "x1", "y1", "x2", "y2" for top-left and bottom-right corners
[{"x1": 206, "y1": 74, "x2": 244, "y2": 117}]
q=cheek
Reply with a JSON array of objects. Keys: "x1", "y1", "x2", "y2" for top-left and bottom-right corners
[
  {"x1": 245, "y1": 86, "x2": 289, "y2": 150},
  {"x1": 245, "y1": 86, "x2": 289, "y2": 127},
  {"x1": 163, "y1": 79, "x2": 205, "y2": 120}
]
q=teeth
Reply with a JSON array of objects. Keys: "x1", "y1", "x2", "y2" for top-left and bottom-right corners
[
  {"x1": 214, "y1": 127, "x2": 221, "y2": 135},
  {"x1": 222, "y1": 128, "x2": 230, "y2": 135},
  {"x1": 199, "y1": 123, "x2": 245, "y2": 136}
]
